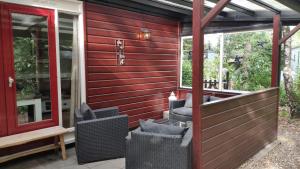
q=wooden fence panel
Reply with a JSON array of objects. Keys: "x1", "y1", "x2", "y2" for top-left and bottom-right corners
[{"x1": 201, "y1": 88, "x2": 279, "y2": 169}]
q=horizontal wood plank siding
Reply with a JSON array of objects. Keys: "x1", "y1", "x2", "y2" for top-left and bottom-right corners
[
  {"x1": 201, "y1": 88, "x2": 279, "y2": 169},
  {"x1": 177, "y1": 88, "x2": 240, "y2": 99},
  {"x1": 85, "y1": 3, "x2": 179, "y2": 127}
]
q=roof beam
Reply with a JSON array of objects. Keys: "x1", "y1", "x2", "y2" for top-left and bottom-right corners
[
  {"x1": 129, "y1": 0, "x2": 192, "y2": 15},
  {"x1": 202, "y1": 0, "x2": 231, "y2": 28},
  {"x1": 204, "y1": 6, "x2": 228, "y2": 17},
  {"x1": 279, "y1": 23, "x2": 300, "y2": 44},
  {"x1": 247, "y1": 0, "x2": 281, "y2": 14},
  {"x1": 275, "y1": 0, "x2": 300, "y2": 13},
  {"x1": 88, "y1": 0, "x2": 183, "y2": 18},
  {"x1": 207, "y1": 0, "x2": 255, "y2": 16},
  {"x1": 147, "y1": 0, "x2": 229, "y2": 17},
  {"x1": 205, "y1": 24, "x2": 273, "y2": 34}
]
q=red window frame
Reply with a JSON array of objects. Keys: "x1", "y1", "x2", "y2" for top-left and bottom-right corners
[
  {"x1": 0, "y1": 2, "x2": 58, "y2": 135},
  {"x1": 0, "y1": 4, "x2": 8, "y2": 137}
]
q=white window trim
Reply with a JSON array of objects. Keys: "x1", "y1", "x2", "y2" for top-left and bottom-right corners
[
  {"x1": 180, "y1": 36, "x2": 249, "y2": 94},
  {"x1": 0, "y1": 0, "x2": 83, "y2": 14},
  {"x1": 0, "y1": 0, "x2": 86, "y2": 131}
]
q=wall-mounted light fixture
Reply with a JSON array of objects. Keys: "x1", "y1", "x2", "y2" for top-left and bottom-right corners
[{"x1": 138, "y1": 28, "x2": 151, "y2": 40}]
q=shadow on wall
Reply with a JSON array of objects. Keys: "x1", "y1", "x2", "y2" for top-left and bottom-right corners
[{"x1": 85, "y1": 3, "x2": 179, "y2": 127}]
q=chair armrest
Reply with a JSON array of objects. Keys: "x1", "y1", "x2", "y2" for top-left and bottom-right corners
[
  {"x1": 93, "y1": 106, "x2": 119, "y2": 118},
  {"x1": 181, "y1": 128, "x2": 192, "y2": 147}
]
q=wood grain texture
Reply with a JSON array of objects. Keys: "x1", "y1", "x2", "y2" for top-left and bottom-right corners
[
  {"x1": 0, "y1": 126, "x2": 68, "y2": 163},
  {"x1": 177, "y1": 88, "x2": 241, "y2": 99},
  {"x1": 85, "y1": 3, "x2": 179, "y2": 127},
  {"x1": 271, "y1": 15, "x2": 281, "y2": 87},
  {"x1": 0, "y1": 126, "x2": 69, "y2": 148},
  {"x1": 0, "y1": 144, "x2": 58, "y2": 163},
  {"x1": 201, "y1": 88, "x2": 279, "y2": 169}
]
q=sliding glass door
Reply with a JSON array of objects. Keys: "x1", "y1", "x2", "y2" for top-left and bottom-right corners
[{"x1": 58, "y1": 13, "x2": 81, "y2": 128}]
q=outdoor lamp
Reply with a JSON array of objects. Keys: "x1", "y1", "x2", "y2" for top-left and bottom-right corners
[{"x1": 138, "y1": 28, "x2": 151, "y2": 40}]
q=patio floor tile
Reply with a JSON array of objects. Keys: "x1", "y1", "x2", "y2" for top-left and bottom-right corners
[{"x1": 1, "y1": 147, "x2": 125, "y2": 169}]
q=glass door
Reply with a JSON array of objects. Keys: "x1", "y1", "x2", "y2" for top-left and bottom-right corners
[{"x1": 1, "y1": 3, "x2": 58, "y2": 135}]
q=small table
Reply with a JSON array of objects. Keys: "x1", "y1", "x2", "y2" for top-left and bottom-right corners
[{"x1": 163, "y1": 110, "x2": 169, "y2": 119}]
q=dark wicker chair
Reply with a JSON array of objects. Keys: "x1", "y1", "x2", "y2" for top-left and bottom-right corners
[
  {"x1": 169, "y1": 99, "x2": 191, "y2": 122},
  {"x1": 75, "y1": 106, "x2": 128, "y2": 164},
  {"x1": 169, "y1": 95, "x2": 221, "y2": 122},
  {"x1": 126, "y1": 127, "x2": 192, "y2": 169}
]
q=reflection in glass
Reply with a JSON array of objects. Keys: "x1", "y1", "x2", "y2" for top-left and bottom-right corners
[
  {"x1": 12, "y1": 13, "x2": 52, "y2": 125},
  {"x1": 59, "y1": 13, "x2": 80, "y2": 128}
]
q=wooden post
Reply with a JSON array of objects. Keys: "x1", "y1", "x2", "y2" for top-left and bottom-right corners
[
  {"x1": 192, "y1": 1, "x2": 230, "y2": 168},
  {"x1": 271, "y1": 15, "x2": 281, "y2": 87},
  {"x1": 271, "y1": 14, "x2": 281, "y2": 144},
  {"x1": 192, "y1": 0, "x2": 204, "y2": 169}
]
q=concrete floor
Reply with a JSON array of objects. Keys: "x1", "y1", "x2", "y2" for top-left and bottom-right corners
[{"x1": 1, "y1": 147, "x2": 125, "y2": 169}]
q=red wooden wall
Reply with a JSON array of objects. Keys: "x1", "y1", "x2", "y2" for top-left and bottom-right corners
[
  {"x1": 177, "y1": 88, "x2": 241, "y2": 100},
  {"x1": 84, "y1": 3, "x2": 180, "y2": 127}
]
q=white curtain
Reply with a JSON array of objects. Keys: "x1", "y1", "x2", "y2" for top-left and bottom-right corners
[{"x1": 70, "y1": 16, "x2": 80, "y2": 127}]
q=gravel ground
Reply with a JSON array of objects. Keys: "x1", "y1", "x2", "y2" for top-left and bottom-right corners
[{"x1": 239, "y1": 117, "x2": 300, "y2": 169}]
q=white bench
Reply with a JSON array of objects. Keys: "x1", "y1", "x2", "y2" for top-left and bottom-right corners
[{"x1": 0, "y1": 126, "x2": 69, "y2": 163}]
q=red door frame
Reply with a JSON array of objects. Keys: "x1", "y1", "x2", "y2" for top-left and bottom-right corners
[
  {"x1": 1, "y1": 2, "x2": 58, "y2": 135},
  {"x1": 0, "y1": 3, "x2": 8, "y2": 137}
]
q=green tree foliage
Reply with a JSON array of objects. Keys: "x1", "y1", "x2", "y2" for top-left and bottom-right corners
[
  {"x1": 279, "y1": 83, "x2": 288, "y2": 106},
  {"x1": 224, "y1": 31, "x2": 272, "y2": 91},
  {"x1": 13, "y1": 37, "x2": 37, "y2": 98},
  {"x1": 182, "y1": 60, "x2": 192, "y2": 87},
  {"x1": 294, "y1": 67, "x2": 300, "y2": 106},
  {"x1": 181, "y1": 37, "x2": 220, "y2": 87},
  {"x1": 14, "y1": 37, "x2": 36, "y2": 74},
  {"x1": 181, "y1": 38, "x2": 192, "y2": 87},
  {"x1": 181, "y1": 31, "x2": 272, "y2": 91},
  {"x1": 204, "y1": 56, "x2": 219, "y2": 80}
]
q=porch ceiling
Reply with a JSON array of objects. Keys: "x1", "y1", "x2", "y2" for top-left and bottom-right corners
[{"x1": 88, "y1": 0, "x2": 300, "y2": 28}]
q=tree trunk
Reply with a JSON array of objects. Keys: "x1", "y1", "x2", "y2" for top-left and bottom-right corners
[{"x1": 283, "y1": 26, "x2": 297, "y2": 119}]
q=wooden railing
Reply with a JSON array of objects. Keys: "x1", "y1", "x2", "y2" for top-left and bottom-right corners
[{"x1": 203, "y1": 79, "x2": 229, "y2": 89}]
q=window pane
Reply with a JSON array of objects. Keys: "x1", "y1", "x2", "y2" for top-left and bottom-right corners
[
  {"x1": 181, "y1": 38, "x2": 192, "y2": 87},
  {"x1": 12, "y1": 13, "x2": 52, "y2": 125},
  {"x1": 180, "y1": 30, "x2": 272, "y2": 91},
  {"x1": 59, "y1": 13, "x2": 80, "y2": 128},
  {"x1": 180, "y1": 35, "x2": 222, "y2": 89},
  {"x1": 223, "y1": 31, "x2": 272, "y2": 91}
]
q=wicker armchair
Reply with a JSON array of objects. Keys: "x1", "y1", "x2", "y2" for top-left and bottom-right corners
[
  {"x1": 169, "y1": 94, "x2": 219, "y2": 122},
  {"x1": 169, "y1": 99, "x2": 191, "y2": 122},
  {"x1": 75, "y1": 106, "x2": 128, "y2": 164},
  {"x1": 126, "y1": 127, "x2": 192, "y2": 169}
]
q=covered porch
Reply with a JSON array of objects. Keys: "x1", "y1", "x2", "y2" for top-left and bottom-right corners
[{"x1": 1, "y1": 0, "x2": 300, "y2": 169}]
